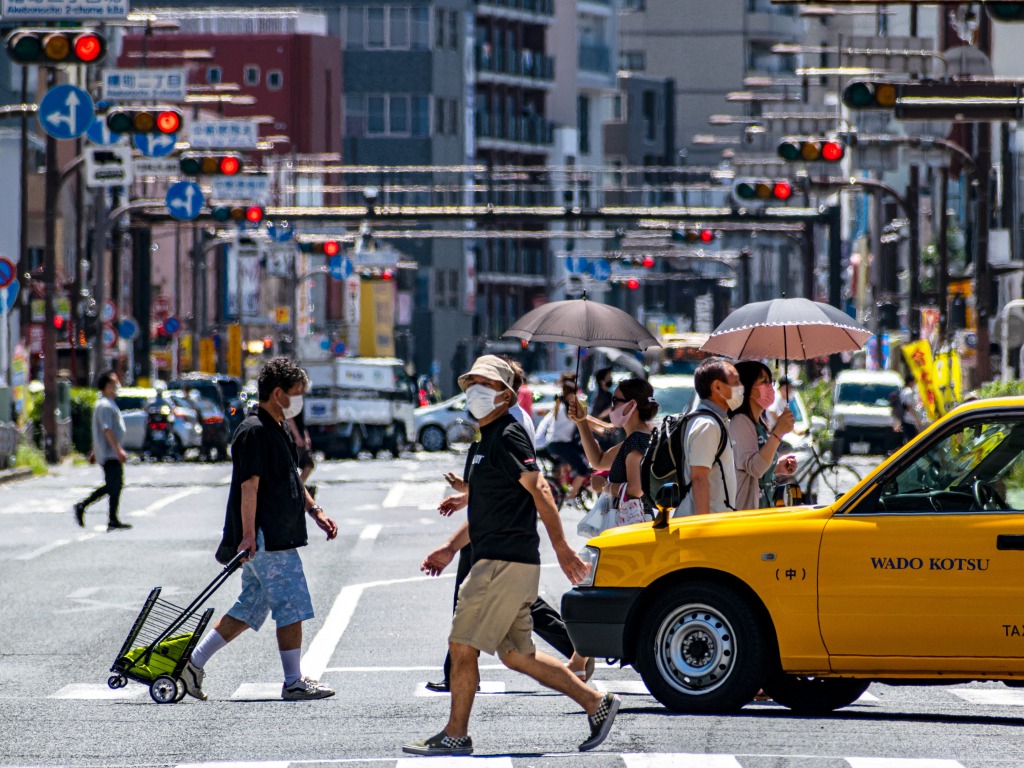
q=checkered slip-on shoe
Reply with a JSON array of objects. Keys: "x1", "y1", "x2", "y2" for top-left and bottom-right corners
[
  {"x1": 402, "y1": 731, "x2": 474, "y2": 756},
  {"x1": 579, "y1": 692, "x2": 621, "y2": 752}
]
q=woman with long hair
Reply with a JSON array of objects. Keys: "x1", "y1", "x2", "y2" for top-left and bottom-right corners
[
  {"x1": 729, "y1": 360, "x2": 797, "y2": 511},
  {"x1": 568, "y1": 378, "x2": 658, "y2": 513}
]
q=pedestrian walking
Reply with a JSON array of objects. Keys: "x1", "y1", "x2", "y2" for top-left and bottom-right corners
[
  {"x1": 73, "y1": 370, "x2": 132, "y2": 532},
  {"x1": 403, "y1": 355, "x2": 620, "y2": 756},
  {"x1": 181, "y1": 357, "x2": 338, "y2": 702},
  {"x1": 537, "y1": 374, "x2": 590, "y2": 501},
  {"x1": 729, "y1": 361, "x2": 797, "y2": 511},
  {"x1": 676, "y1": 357, "x2": 741, "y2": 517},
  {"x1": 897, "y1": 373, "x2": 924, "y2": 444},
  {"x1": 423, "y1": 360, "x2": 592, "y2": 693}
]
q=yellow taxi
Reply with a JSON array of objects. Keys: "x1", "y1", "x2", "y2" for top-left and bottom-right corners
[{"x1": 562, "y1": 397, "x2": 1024, "y2": 715}]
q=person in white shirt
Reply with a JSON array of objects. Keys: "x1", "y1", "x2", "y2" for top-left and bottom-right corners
[{"x1": 537, "y1": 375, "x2": 589, "y2": 501}]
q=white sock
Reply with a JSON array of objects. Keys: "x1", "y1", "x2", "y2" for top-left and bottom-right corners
[
  {"x1": 280, "y1": 648, "x2": 302, "y2": 686},
  {"x1": 190, "y1": 629, "x2": 228, "y2": 670}
]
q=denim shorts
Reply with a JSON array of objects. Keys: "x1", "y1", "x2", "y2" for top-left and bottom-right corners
[{"x1": 226, "y1": 530, "x2": 314, "y2": 631}]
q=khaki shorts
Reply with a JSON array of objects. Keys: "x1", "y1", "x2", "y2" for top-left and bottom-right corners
[{"x1": 449, "y1": 559, "x2": 540, "y2": 657}]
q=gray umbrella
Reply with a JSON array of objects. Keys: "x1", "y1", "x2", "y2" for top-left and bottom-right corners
[
  {"x1": 502, "y1": 297, "x2": 660, "y2": 382},
  {"x1": 700, "y1": 298, "x2": 871, "y2": 361}
]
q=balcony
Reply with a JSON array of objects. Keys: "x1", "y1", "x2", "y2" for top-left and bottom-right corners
[
  {"x1": 475, "y1": 0, "x2": 555, "y2": 22},
  {"x1": 578, "y1": 42, "x2": 612, "y2": 74},
  {"x1": 476, "y1": 46, "x2": 555, "y2": 85},
  {"x1": 475, "y1": 111, "x2": 555, "y2": 149}
]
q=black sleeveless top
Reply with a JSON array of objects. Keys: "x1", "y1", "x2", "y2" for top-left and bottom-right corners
[{"x1": 608, "y1": 430, "x2": 651, "y2": 485}]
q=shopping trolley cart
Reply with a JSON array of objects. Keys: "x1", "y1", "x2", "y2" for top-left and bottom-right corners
[{"x1": 107, "y1": 551, "x2": 245, "y2": 703}]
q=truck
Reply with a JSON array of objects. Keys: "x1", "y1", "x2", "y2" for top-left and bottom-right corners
[
  {"x1": 302, "y1": 357, "x2": 418, "y2": 459},
  {"x1": 830, "y1": 369, "x2": 903, "y2": 457}
]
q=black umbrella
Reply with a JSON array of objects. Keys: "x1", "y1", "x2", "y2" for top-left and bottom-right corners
[
  {"x1": 700, "y1": 297, "x2": 871, "y2": 362},
  {"x1": 502, "y1": 296, "x2": 660, "y2": 384}
]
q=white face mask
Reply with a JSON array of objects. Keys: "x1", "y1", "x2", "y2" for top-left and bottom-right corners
[
  {"x1": 281, "y1": 393, "x2": 304, "y2": 420},
  {"x1": 726, "y1": 384, "x2": 744, "y2": 411},
  {"x1": 465, "y1": 384, "x2": 503, "y2": 419}
]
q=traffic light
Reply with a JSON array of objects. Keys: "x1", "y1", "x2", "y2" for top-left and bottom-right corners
[
  {"x1": 53, "y1": 315, "x2": 65, "y2": 330},
  {"x1": 841, "y1": 81, "x2": 898, "y2": 110},
  {"x1": 673, "y1": 227, "x2": 718, "y2": 245},
  {"x1": 357, "y1": 267, "x2": 395, "y2": 281},
  {"x1": 299, "y1": 240, "x2": 341, "y2": 256},
  {"x1": 732, "y1": 179, "x2": 793, "y2": 206},
  {"x1": 211, "y1": 205, "x2": 264, "y2": 224},
  {"x1": 6, "y1": 29, "x2": 107, "y2": 65},
  {"x1": 625, "y1": 278, "x2": 641, "y2": 291},
  {"x1": 989, "y1": 3, "x2": 1024, "y2": 21},
  {"x1": 180, "y1": 154, "x2": 242, "y2": 176},
  {"x1": 106, "y1": 108, "x2": 182, "y2": 135},
  {"x1": 778, "y1": 138, "x2": 846, "y2": 163}
]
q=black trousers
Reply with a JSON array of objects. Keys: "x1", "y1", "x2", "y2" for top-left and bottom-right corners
[
  {"x1": 441, "y1": 544, "x2": 576, "y2": 681},
  {"x1": 79, "y1": 459, "x2": 124, "y2": 523}
]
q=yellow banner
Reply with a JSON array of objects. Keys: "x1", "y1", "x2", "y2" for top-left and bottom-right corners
[
  {"x1": 359, "y1": 281, "x2": 396, "y2": 358},
  {"x1": 199, "y1": 337, "x2": 216, "y2": 374},
  {"x1": 902, "y1": 339, "x2": 942, "y2": 422},
  {"x1": 227, "y1": 324, "x2": 242, "y2": 378},
  {"x1": 934, "y1": 349, "x2": 963, "y2": 413},
  {"x1": 179, "y1": 335, "x2": 192, "y2": 370}
]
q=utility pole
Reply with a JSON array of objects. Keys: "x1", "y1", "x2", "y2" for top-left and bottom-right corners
[
  {"x1": 907, "y1": 165, "x2": 921, "y2": 340},
  {"x1": 975, "y1": 16, "x2": 994, "y2": 384},
  {"x1": 91, "y1": 189, "x2": 108, "y2": 379},
  {"x1": 42, "y1": 67, "x2": 58, "y2": 464}
]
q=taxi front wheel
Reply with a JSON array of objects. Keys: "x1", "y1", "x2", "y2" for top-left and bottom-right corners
[
  {"x1": 763, "y1": 674, "x2": 869, "y2": 714},
  {"x1": 635, "y1": 582, "x2": 767, "y2": 713}
]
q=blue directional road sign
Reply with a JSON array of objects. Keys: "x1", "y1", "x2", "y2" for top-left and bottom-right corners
[
  {"x1": 134, "y1": 132, "x2": 177, "y2": 158},
  {"x1": 266, "y1": 221, "x2": 293, "y2": 243},
  {"x1": 86, "y1": 117, "x2": 123, "y2": 146},
  {"x1": 163, "y1": 317, "x2": 180, "y2": 334},
  {"x1": 329, "y1": 255, "x2": 353, "y2": 281},
  {"x1": 2, "y1": 280, "x2": 19, "y2": 313},
  {"x1": 38, "y1": 85, "x2": 94, "y2": 140},
  {"x1": 590, "y1": 259, "x2": 612, "y2": 282},
  {"x1": 165, "y1": 181, "x2": 204, "y2": 221},
  {"x1": 565, "y1": 256, "x2": 590, "y2": 275}
]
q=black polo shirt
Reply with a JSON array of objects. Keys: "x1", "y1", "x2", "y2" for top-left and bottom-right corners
[
  {"x1": 463, "y1": 413, "x2": 540, "y2": 565},
  {"x1": 221, "y1": 407, "x2": 307, "y2": 553}
]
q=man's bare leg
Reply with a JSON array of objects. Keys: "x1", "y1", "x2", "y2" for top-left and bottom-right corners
[
  {"x1": 444, "y1": 641, "x2": 480, "y2": 738},
  {"x1": 500, "y1": 648, "x2": 603, "y2": 714}
]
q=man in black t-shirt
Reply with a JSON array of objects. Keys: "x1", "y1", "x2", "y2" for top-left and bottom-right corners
[
  {"x1": 181, "y1": 358, "x2": 338, "y2": 702},
  {"x1": 403, "y1": 356, "x2": 621, "y2": 757}
]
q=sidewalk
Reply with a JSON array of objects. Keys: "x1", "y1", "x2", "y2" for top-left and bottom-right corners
[{"x1": 0, "y1": 466, "x2": 33, "y2": 485}]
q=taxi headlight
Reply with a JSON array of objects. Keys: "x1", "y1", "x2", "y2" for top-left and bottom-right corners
[{"x1": 577, "y1": 546, "x2": 600, "y2": 587}]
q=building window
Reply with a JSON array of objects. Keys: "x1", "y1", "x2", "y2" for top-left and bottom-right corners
[
  {"x1": 435, "y1": 8, "x2": 446, "y2": 49},
  {"x1": 345, "y1": 94, "x2": 367, "y2": 136},
  {"x1": 367, "y1": 95, "x2": 386, "y2": 134},
  {"x1": 642, "y1": 89, "x2": 657, "y2": 141},
  {"x1": 367, "y1": 7, "x2": 386, "y2": 48},
  {"x1": 578, "y1": 94, "x2": 591, "y2": 155},
  {"x1": 390, "y1": 7, "x2": 409, "y2": 49},
  {"x1": 447, "y1": 99, "x2": 458, "y2": 136},
  {"x1": 244, "y1": 65, "x2": 260, "y2": 86},
  {"x1": 346, "y1": 6, "x2": 364, "y2": 49},
  {"x1": 411, "y1": 7, "x2": 430, "y2": 50},
  {"x1": 267, "y1": 70, "x2": 283, "y2": 90},
  {"x1": 435, "y1": 97, "x2": 447, "y2": 135},
  {"x1": 622, "y1": 50, "x2": 645, "y2": 71},
  {"x1": 206, "y1": 66, "x2": 222, "y2": 85},
  {"x1": 390, "y1": 95, "x2": 410, "y2": 134},
  {"x1": 448, "y1": 10, "x2": 459, "y2": 51},
  {"x1": 412, "y1": 95, "x2": 430, "y2": 137}
]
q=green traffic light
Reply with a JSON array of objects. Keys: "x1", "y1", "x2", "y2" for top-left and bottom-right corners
[
  {"x1": 212, "y1": 206, "x2": 232, "y2": 223},
  {"x1": 989, "y1": 3, "x2": 1024, "y2": 21},
  {"x1": 735, "y1": 182, "x2": 756, "y2": 200},
  {"x1": 843, "y1": 82, "x2": 875, "y2": 108},
  {"x1": 180, "y1": 157, "x2": 201, "y2": 175},
  {"x1": 106, "y1": 111, "x2": 135, "y2": 133},
  {"x1": 778, "y1": 141, "x2": 802, "y2": 162},
  {"x1": 8, "y1": 33, "x2": 41, "y2": 63}
]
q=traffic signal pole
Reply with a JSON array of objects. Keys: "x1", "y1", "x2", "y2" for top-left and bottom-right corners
[
  {"x1": 976, "y1": 126, "x2": 994, "y2": 383},
  {"x1": 908, "y1": 165, "x2": 922, "y2": 340},
  {"x1": 42, "y1": 69, "x2": 58, "y2": 463}
]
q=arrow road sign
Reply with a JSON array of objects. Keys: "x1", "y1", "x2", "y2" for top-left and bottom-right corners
[
  {"x1": 329, "y1": 255, "x2": 353, "y2": 281},
  {"x1": 38, "y1": 85, "x2": 94, "y2": 140},
  {"x1": 86, "y1": 117, "x2": 124, "y2": 147},
  {"x1": 0, "y1": 257, "x2": 15, "y2": 289},
  {"x1": 565, "y1": 256, "x2": 590, "y2": 275},
  {"x1": 2, "y1": 280, "x2": 19, "y2": 313},
  {"x1": 590, "y1": 259, "x2": 612, "y2": 282},
  {"x1": 165, "y1": 181, "x2": 204, "y2": 221},
  {"x1": 134, "y1": 132, "x2": 178, "y2": 158}
]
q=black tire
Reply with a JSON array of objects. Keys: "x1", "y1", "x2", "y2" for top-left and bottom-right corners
[
  {"x1": 344, "y1": 429, "x2": 363, "y2": 460},
  {"x1": 807, "y1": 461, "x2": 864, "y2": 505},
  {"x1": 174, "y1": 678, "x2": 187, "y2": 702},
  {"x1": 575, "y1": 484, "x2": 596, "y2": 512},
  {"x1": 763, "y1": 674, "x2": 870, "y2": 714},
  {"x1": 545, "y1": 475, "x2": 566, "y2": 510},
  {"x1": 390, "y1": 426, "x2": 408, "y2": 459},
  {"x1": 634, "y1": 582, "x2": 768, "y2": 713},
  {"x1": 419, "y1": 425, "x2": 447, "y2": 452}
]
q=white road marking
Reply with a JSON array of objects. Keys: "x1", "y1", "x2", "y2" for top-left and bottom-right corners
[
  {"x1": 382, "y1": 483, "x2": 406, "y2": 508},
  {"x1": 14, "y1": 539, "x2": 71, "y2": 561},
  {"x1": 179, "y1": 763, "x2": 290, "y2": 768},
  {"x1": 396, "y1": 759, "x2": 511, "y2": 768},
  {"x1": 950, "y1": 688, "x2": 1024, "y2": 707},
  {"x1": 49, "y1": 684, "x2": 148, "y2": 701},
  {"x1": 858, "y1": 691, "x2": 881, "y2": 703},
  {"x1": 230, "y1": 683, "x2": 284, "y2": 701},
  {"x1": 301, "y1": 585, "x2": 365, "y2": 681},
  {"x1": 622, "y1": 755, "x2": 743, "y2": 768},
  {"x1": 128, "y1": 488, "x2": 201, "y2": 518},
  {"x1": 415, "y1": 681, "x2": 506, "y2": 697},
  {"x1": 359, "y1": 524, "x2": 382, "y2": 541},
  {"x1": 846, "y1": 759, "x2": 964, "y2": 768},
  {"x1": 594, "y1": 680, "x2": 652, "y2": 696},
  {"x1": 323, "y1": 664, "x2": 511, "y2": 673}
]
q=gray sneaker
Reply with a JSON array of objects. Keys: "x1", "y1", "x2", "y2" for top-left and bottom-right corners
[
  {"x1": 181, "y1": 661, "x2": 207, "y2": 701},
  {"x1": 579, "y1": 693, "x2": 621, "y2": 752},
  {"x1": 282, "y1": 676, "x2": 335, "y2": 700}
]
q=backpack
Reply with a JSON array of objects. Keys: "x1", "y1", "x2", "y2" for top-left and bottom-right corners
[{"x1": 641, "y1": 407, "x2": 730, "y2": 513}]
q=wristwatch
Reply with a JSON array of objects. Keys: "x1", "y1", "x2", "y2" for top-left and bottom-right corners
[{"x1": 309, "y1": 504, "x2": 323, "y2": 514}]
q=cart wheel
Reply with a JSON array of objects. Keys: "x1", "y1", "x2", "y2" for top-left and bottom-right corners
[
  {"x1": 117, "y1": 676, "x2": 128, "y2": 688},
  {"x1": 174, "y1": 678, "x2": 187, "y2": 702},
  {"x1": 150, "y1": 675, "x2": 178, "y2": 704},
  {"x1": 107, "y1": 675, "x2": 120, "y2": 690}
]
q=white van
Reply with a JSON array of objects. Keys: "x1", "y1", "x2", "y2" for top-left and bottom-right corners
[{"x1": 830, "y1": 369, "x2": 903, "y2": 457}]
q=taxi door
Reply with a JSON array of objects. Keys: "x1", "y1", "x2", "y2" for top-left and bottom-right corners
[{"x1": 818, "y1": 413, "x2": 1024, "y2": 671}]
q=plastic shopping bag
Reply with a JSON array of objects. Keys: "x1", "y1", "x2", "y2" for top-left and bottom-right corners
[{"x1": 577, "y1": 492, "x2": 616, "y2": 538}]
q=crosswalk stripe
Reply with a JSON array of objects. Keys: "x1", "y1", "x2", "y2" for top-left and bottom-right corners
[
  {"x1": 621, "y1": 754, "x2": 743, "y2": 768},
  {"x1": 177, "y1": 763, "x2": 290, "y2": 768},
  {"x1": 845, "y1": 759, "x2": 964, "y2": 768},
  {"x1": 396, "y1": 759, "x2": 512, "y2": 768},
  {"x1": 594, "y1": 680, "x2": 652, "y2": 696},
  {"x1": 950, "y1": 688, "x2": 1024, "y2": 706},
  {"x1": 415, "y1": 681, "x2": 506, "y2": 697},
  {"x1": 129, "y1": 488, "x2": 201, "y2": 518},
  {"x1": 230, "y1": 683, "x2": 282, "y2": 701},
  {"x1": 49, "y1": 683, "x2": 147, "y2": 700}
]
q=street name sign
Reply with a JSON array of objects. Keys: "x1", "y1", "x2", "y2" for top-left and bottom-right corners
[
  {"x1": 102, "y1": 69, "x2": 188, "y2": 103},
  {"x1": 1, "y1": 1, "x2": 128, "y2": 20},
  {"x1": 189, "y1": 120, "x2": 259, "y2": 150},
  {"x1": 38, "y1": 84, "x2": 93, "y2": 140},
  {"x1": 211, "y1": 174, "x2": 270, "y2": 203},
  {"x1": 134, "y1": 157, "x2": 180, "y2": 178},
  {"x1": 85, "y1": 145, "x2": 133, "y2": 188}
]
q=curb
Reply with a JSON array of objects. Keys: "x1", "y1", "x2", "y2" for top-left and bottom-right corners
[{"x1": 0, "y1": 467, "x2": 34, "y2": 485}]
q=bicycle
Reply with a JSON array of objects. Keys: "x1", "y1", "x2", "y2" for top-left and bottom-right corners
[
  {"x1": 788, "y1": 430, "x2": 864, "y2": 505},
  {"x1": 538, "y1": 449, "x2": 596, "y2": 512}
]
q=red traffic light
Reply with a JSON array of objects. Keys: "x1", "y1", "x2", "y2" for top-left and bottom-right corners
[
  {"x1": 263, "y1": 336, "x2": 273, "y2": 351},
  {"x1": 382, "y1": 268, "x2": 395, "y2": 281},
  {"x1": 324, "y1": 240, "x2": 340, "y2": 257},
  {"x1": 699, "y1": 229, "x2": 714, "y2": 243},
  {"x1": 156, "y1": 110, "x2": 181, "y2": 134},
  {"x1": 245, "y1": 206, "x2": 264, "y2": 224},
  {"x1": 626, "y1": 278, "x2": 640, "y2": 291},
  {"x1": 53, "y1": 315, "x2": 65, "y2": 330},
  {"x1": 73, "y1": 33, "x2": 103, "y2": 63},
  {"x1": 821, "y1": 141, "x2": 845, "y2": 162},
  {"x1": 642, "y1": 255, "x2": 655, "y2": 269},
  {"x1": 773, "y1": 181, "x2": 793, "y2": 201},
  {"x1": 220, "y1": 156, "x2": 240, "y2": 175}
]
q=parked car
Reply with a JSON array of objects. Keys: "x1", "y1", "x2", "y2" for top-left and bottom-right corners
[
  {"x1": 116, "y1": 388, "x2": 203, "y2": 460},
  {"x1": 116, "y1": 387, "x2": 158, "y2": 454},
  {"x1": 830, "y1": 369, "x2": 903, "y2": 456},
  {"x1": 184, "y1": 393, "x2": 230, "y2": 461},
  {"x1": 415, "y1": 394, "x2": 471, "y2": 452},
  {"x1": 168, "y1": 374, "x2": 246, "y2": 437},
  {"x1": 562, "y1": 396, "x2": 1024, "y2": 716},
  {"x1": 648, "y1": 374, "x2": 696, "y2": 423}
]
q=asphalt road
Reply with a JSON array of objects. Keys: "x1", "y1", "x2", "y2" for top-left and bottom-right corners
[{"x1": 2, "y1": 451, "x2": 1024, "y2": 768}]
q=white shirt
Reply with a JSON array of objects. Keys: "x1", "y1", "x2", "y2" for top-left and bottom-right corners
[
  {"x1": 675, "y1": 401, "x2": 737, "y2": 517},
  {"x1": 509, "y1": 404, "x2": 537, "y2": 449}
]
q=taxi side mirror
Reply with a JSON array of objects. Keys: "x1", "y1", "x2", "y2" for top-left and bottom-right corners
[{"x1": 653, "y1": 483, "x2": 680, "y2": 529}]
